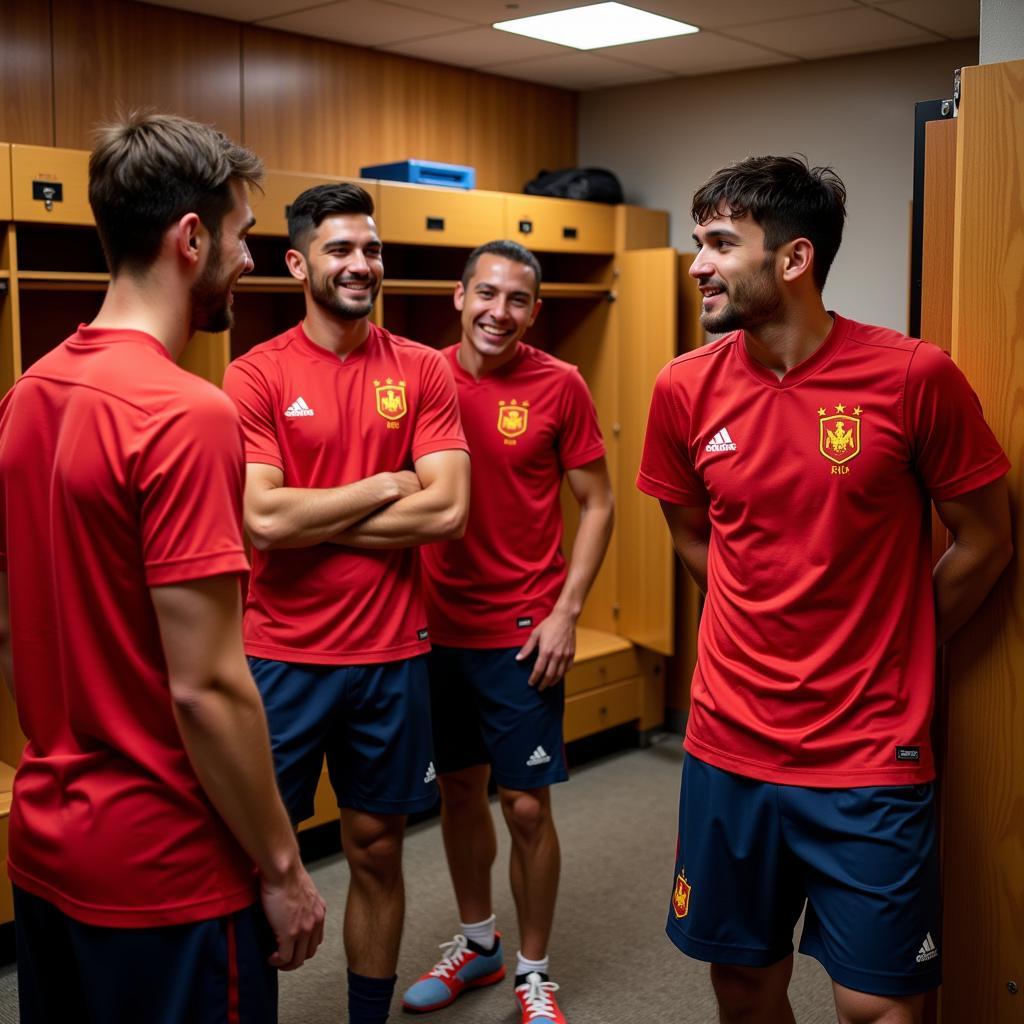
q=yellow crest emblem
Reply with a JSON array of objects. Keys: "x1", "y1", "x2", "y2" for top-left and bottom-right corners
[
  {"x1": 497, "y1": 400, "x2": 530, "y2": 438},
  {"x1": 375, "y1": 379, "x2": 408, "y2": 421},
  {"x1": 672, "y1": 869, "x2": 692, "y2": 919},
  {"x1": 819, "y1": 405, "x2": 861, "y2": 464}
]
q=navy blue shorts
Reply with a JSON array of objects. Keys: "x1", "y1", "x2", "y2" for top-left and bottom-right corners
[
  {"x1": 667, "y1": 755, "x2": 942, "y2": 997},
  {"x1": 14, "y1": 887, "x2": 276, "y2": 1024},
  {"x1": 249, "y1": 655, "x2": 437, "y2": 820},
  {"x1": 428, "y1": 645, "x2": 568, "y2": 791}
]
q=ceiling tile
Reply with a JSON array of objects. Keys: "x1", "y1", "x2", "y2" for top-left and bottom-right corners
[
  {"x1": 388, "y1": 0, "x2": 581, "y2": 27},
  {"x1": 611, "y1": 0, "x2": 859, "y2": 31},
  {"x1": 592, "y1": 30, "x2": 795, "y2": 75},
  {"x1": 873, "y1": 0, "x2": 980, "y2": 39},
  {"x1": 384, "y1": 25, "x2": 566, "y2": 66},
  {"x1": 488, "y1": 51, "x2": 670, "y2": 90},
  {"x1": 727, "y1": 6, "x2": 941, "y2": 58},
  {"x1": 146, "y1": 0, "x2": 309, "y2": 20},
  {"x1": 258, "y1": 0, "x2": 475, "y2": 46}
]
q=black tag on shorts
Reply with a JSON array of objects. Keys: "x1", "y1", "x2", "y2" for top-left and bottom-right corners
[
  {"x1": 517, "y1": 617, "x2": 533, "y2": 628},
  {"x1": 417, "y1": 628, "x2": 429, "y2": 641},
  {"x1": 895, "y1": 746, "x2": 920, "y2": 762}
]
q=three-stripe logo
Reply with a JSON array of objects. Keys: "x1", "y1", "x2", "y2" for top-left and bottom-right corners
[
  {"x1": 284, "y1": 396, "x2": 315, "y2": 418},
  {"x1": 705, "y1": 427, "x2": 737, "y2": 453}
]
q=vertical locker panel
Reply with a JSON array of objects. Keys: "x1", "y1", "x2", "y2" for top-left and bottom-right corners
[
  {"x1": 179, "y1": 331, "x2": 230, "y2": 388},
  {"x1": 940, "y1": 58, "x2": 1024, "y2": 1024},
  {"x1": 615, "y1": 248, "x2": 677, "y2": 655}
]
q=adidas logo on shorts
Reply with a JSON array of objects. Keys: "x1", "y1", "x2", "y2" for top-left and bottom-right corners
[
  {"x1": 915, "y1": 932, "x2": 938, "y2": 963},
  {"x1": 423, "y1": 761, "x2": 436, "y2": 784},
  {"x1": 527, "y1": 746, "x2": 551, "y2": 767}
]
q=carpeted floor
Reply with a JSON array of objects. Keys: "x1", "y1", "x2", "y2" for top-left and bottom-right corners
[{"x1": 0, "y1": 735, "x2": 838, "y2": 1022}]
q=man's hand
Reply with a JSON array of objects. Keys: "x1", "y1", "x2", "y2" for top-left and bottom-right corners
[
  {"x1": 517, "y1": 607, "x2": 576, "y2": 689},
  {"x1": 262, "y1": 864, "x2": 327, "y2": 971},
  {"x1": 389, "y1": 470, "x2": 423, "y2": 501}
]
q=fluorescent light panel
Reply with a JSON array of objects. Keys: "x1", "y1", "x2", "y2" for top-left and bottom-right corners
[{"x1": 494, "y1": 2, "x2": 698, "y2": 51}]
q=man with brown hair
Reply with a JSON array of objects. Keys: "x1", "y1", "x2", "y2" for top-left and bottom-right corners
[{"x1": 0, "y1": 111, "x2": 325, "y2": 1024}]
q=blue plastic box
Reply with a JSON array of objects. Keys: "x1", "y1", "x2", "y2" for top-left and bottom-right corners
[{"x1": 360, "y1": 159, "x2": 476, "y2": 190}]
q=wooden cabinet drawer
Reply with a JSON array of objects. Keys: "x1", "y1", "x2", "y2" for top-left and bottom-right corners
[
  {"x1": 251, "y1": 171, "x2": 378, "y2": 237},
  {"x1": 565, "y1": 646, "x2": 639, "y2": 697},
  {"x1": 0, "y1": 146, "x2": 11, "y2": 222},
  {"x1": 506, "y1": 195, "x2": 615, "y2": 254},
  {"x1": 564, "y1": 677, "x2": 642, "y2": 743},
  {"x1": 377, "y1": 182, "x2": 504, "y2": 247},
  {"x1": 12, "y1": 145, "x2": 93, "y2": 225}
]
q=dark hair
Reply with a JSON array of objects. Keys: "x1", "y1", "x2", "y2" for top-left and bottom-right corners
[
  {"x1": 692, "y1": 155, "x2": 847, "y2": 289},
  {"x1": 288, "y1": 182, "x2": 376, "y2": 252},
  {"x1": 461, "y1": 240, "x2": 542, "y2": 297},
  {"x1": 89, "y1": 110, "x2": 263, "y2": 277}
]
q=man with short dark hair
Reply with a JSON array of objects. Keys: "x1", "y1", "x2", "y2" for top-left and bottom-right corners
[
  {"x1": 223, "y1": 182, "x2": 470, "y2": 1024},
  {"x1": 402, "y1": 240, "x2": 613, "y2": 1024},
  {"x1": 638, "y1": 155, "x2": 1012, "y2": 1024},
  {"x1": 0, "y1": 111, "x2": 325, "y2": 1024}
]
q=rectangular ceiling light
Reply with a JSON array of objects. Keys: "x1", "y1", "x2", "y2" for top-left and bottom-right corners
[{"x1": 494, "y1": 2, "x2": 698, "y2": 50}]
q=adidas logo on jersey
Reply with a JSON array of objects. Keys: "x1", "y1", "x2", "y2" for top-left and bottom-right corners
[
  {"x1": 527, "y1": 746, "x2": 551, "y2": 767},
  {"x1": 284, "y1": 396, "x2": 315, "y2": 417},
  {"x1": 423, "y1": 762, "x2": 436, "y2": 784},
  {"x1": 705, "y1": 427, "x2": 737, "y2": 453},
  {"x1": 915, "y1": 933, "x2": 938, "y2": 963}
]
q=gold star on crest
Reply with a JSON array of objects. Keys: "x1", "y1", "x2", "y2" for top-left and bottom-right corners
[
  {"x1": 385, "y1": 377, "x2": 394, "y2": 385},
  {"x1": 835, "y1": 403, "x2": 846, "y2": 413},
  {"x1": 853, "y1": 405, "x2": 863, "y2": 416},
  {"x1": 373, "y1": 379, "x2": 381, "y2": 387},
  {"x1": 817, "y1": 407, "x2": 826, "y2": 417},
  {"x1": 523, "y1": 401, "x2": 530, "y2": 407}
]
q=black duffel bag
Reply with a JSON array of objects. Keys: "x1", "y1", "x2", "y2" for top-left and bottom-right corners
[{"x1": 524, "y1": 167, "x2": 624, "y2": 205}]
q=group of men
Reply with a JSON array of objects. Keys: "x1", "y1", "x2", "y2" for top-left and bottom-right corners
[{"x1": 0, "y1": 110, "x2": 1011, "y2": 1024}]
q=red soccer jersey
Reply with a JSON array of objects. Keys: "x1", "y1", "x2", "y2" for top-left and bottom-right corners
[
  {"x1": 637, "y1": 314, "x2": 1010, "y2": 787},
  {"x1": 0, "y1": 327, "x2": 256, "y2": 927},
  {"x1": 223, "y1": 322, "x2": 468, "y2": 664},
  {"x1": 421, "y1": 344, "x2": 605, "y2": 647}
]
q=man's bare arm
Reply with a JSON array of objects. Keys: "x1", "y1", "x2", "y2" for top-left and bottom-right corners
[
  {"x1": 0, "y1": 573, "x2": 12, "y2": 699},
  {"x1": 659, "y1": 500, "x2": 711, "y2": 594},
  {"x1": 244, "y1": 462, "x2": 421, "y2": 551},
  {"x1": 518, "y1": 459, "x2": 615, "y2": 688},
  {"x1": 151, "y1": 575, "x2": 326, "y2": 970},
  {"x1": 933, "y1": 477, "x2": 1012, "y2": 645},
  {"x1": 332, "y1": 449, "x2": 470, "y2": 549}
]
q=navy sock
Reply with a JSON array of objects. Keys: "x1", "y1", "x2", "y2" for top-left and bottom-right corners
[{"x1": 347, "y1": 969, "x2": 396, "y2": 1024}]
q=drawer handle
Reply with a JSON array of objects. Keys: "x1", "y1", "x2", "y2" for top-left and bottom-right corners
[
  {"x1": 562, "y1": 226, "x2": 578, "y2": 240},
  {"x1": 519, "y1": 219, "x2": 533, "y2": 234},
  {"x1": 33, "y1": 180, "x2": 63, "y2": 212},
  {"x1": 426, "y1": 216, "x2": 445, "y2": 231}
]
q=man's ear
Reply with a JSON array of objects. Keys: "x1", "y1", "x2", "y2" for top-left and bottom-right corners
[
  {"x1": 285, "y1": 248, "x2": 307, "y2": 282},
  {"x1": 781, "y1": 237, "x2": 815, "y2": 284},
  {"x1": 453, "y1": 281, "x2": 466, "y2": 312},
  {"x1": 175, "y1": 212, "x2": 203, "y2": 266}
]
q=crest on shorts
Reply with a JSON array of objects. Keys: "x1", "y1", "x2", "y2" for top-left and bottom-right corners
[
  {"x1": 497, "y1": 399, "x2": 529, "y2": 438},
  {"x1": 375, "y1": 378, "x2": 408, "y2": 421},
  {"x1": 818, "y1": 404, "x2": 861, "y2": 465},
  {"x1": 672, "y1": 869, "x2": 692, "y2": 919}
]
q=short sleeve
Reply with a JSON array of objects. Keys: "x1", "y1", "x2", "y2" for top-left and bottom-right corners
[
  {"x1": 636, "y1": 362, "x2": 707, "y2": 506},
  {"x1": 412, "y1": 350, "x2": 469, "y2": 462},
  {"x1": 557, "y1": 369, "x2": 606, "y2": 470},
  {"x1": 136, "y1": 391, "x2": 249, "y2": 586},
  {"x1": 223, "y1": 357, "x2": 284, "y2": 470},
  {"x1": 904, "y1": 342, "x2": 1010, "y2": 501}
]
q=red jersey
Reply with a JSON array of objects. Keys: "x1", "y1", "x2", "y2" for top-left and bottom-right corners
[
  {"x1": 223, "y1": 322, "x2": 468, "y2": 665},
  {"x1": 638, "y1": 314, "x2": 1009, "y2": 787},
  {"x1": 0, "y1": 327, "x2": 256, "y2": 927},
  {"x1": 421, "y1": 344, "x2": 605, "y2": 647}
]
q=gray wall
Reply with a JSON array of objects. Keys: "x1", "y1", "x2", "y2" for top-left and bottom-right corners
[
  {"x1": 579, "y1": 40, "x2": 978, "y2": 333},
  {"x1": 981, "y1": 0, "x2": 1024, "y2": 63}
]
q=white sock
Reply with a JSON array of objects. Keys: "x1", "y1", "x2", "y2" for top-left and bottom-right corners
[
  {"x1": 460, "y1": 914, "x2": 497, "y2": 950},
  {"x1": 516, "y1": 951, "x2": 549, "y2": 980}
]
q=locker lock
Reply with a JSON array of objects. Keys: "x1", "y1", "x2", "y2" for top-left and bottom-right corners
[
  {"x1": 1009, "y1": 981, "x2": 1019, "y2": 995},
  {"x1": 33, "y1": 180, "x2": 63, "y2": 212}
]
